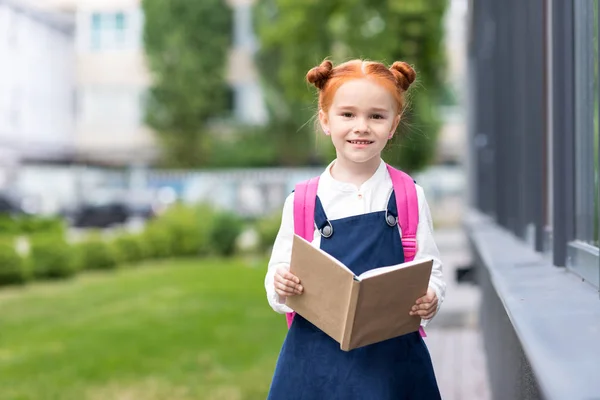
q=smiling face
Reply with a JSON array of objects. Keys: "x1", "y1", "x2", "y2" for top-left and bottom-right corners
[{"x1": 319, "y1": 79, "x2": 401, "y2": 167}]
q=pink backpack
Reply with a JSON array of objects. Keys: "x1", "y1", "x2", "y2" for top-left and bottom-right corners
[{"x1": 286, "y1": 164, "x2": 426, "y2": 337}]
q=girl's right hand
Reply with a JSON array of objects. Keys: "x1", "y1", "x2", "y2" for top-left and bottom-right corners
[{"x1": 274, "y1": 266, "x2": 303, "y2": 297}]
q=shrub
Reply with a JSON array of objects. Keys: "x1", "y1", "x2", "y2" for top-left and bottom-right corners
[
  {"x1": 20, "y1": 215, "x2": 66, "y2": 236},
  {"x1": 256, "y1": 210, "x2": 282, "y2": 253},
  {"x1": 210, "y1": 211, "x2": 243, "y2": 257},
  {"x1": 0, "y1": 215, "x2": 18, "y2": 235},
  {"x1": 29, "y1": 235, "x2": 76, "y2": 279},
  {"x1": 140, "y1": 203, "x2": 216, "y2": 259},
  {"x1": 0, "y1": 215, "x2": 66, "y2": 238},
  {"x1": 0, "y1": 239, "x2": 28, "y2": 285},
  {"x1": 112, "y1": 234, "x2": 146, "y2": 265},
  {"x1": 141, "y1": 223, "x2": 173, "y2": 259},
  {"x1": 77, "y1": 234, "x2": 118, "y2": 270},
  {"x1": 159, "y1": 206, "x2": 200, "y2": 257}
]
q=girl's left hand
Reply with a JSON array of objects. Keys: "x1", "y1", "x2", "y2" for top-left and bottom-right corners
[{"x1": 409, "y1": 288, "x2": 438, "y2": 320}]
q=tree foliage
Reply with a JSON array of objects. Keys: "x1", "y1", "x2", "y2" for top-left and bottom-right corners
[
  {"x1": 142, "y1": 0, "x2": 232, "y2": 167},
  {"x1": 254, "y1": 0, "x2": 447, "y2": 172}
]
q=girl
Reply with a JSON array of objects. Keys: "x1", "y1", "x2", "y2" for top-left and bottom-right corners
[{"x1": 264, "y1": 58, "x2": 446, "y2": 400}]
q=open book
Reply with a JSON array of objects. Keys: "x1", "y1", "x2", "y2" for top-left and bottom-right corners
[{"x1": 286, "y1": 234, "x2": 433, "y2": 351}]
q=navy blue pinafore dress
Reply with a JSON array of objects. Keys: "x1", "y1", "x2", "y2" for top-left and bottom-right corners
[{"x1": 267, "y1": 191, "x2": 441, "y2": 400}]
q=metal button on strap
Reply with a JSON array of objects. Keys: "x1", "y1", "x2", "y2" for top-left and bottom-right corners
[
  {"x1": 320, "y1": 221, "x2": 333, "y2": 238},
  {"x1": 386, "y1": 213, "x2": 397, "y2": 227}
]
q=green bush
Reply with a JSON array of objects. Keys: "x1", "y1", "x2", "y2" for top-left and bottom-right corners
[
  {"x1": 140, "y1": 203, "x2": 217, "y2": 259},
  {"x1": 0, "y1": 215, "x2": 18, "y2": 235},
  {"x1": 210, "y1": 211, "x2": 243, "y2": 257},
  {"x1": 0, "y1": 239, "x2": 28, "y2": 285},
  {"x1": 256, "y1": 211, "x2": 282, "y2": 253},
  {"x1": 77, "y1": 234, "x2": 119, "y2": 270},
  {"x1": 20, "y1": 216, "x2": 66, "y2": 236},
  {"x1": 164, "y1": 204, "x2": 215, "y2": 256},
  {"x1": 112, "y1": 234, "x2": 146, "y2": 265},
  {"x1": 141, "y1": 224, "x2": 173, "y2": 259},
  {"x1": 29, "y1": 235, "x2": 76, "y2": 279}
]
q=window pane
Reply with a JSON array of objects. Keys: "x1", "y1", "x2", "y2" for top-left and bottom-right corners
[
  {"x1": 115, "y1": 12, "x2": 125, "y2": 30},
  {"x1": 92, "y1": 13, "x2": 102, "y2": 29},
  {"x1": 574, "y1": 0, "x2": 597, "y2": 245},
  {"x1": 115, "y1": 12, "x2": 126, "y2": 45},
  {"x1": 595, "y1": 0, "x2": 599, "y2": 247},
  {"x1": 91, "y1": 13, "x2": 102, "y2": 49}
]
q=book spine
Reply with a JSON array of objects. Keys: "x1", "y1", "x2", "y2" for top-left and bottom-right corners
[{"x1": 340, "y1": 280, "x2": 360, "y2": 351}]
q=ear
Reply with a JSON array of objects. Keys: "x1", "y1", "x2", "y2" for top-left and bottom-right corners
[
  {"x1": 318, "y1": 109, "x2": 330, "y2": 135},
  {"x1": 389, "y1": 114, "x2": 401, "y2": 139}
]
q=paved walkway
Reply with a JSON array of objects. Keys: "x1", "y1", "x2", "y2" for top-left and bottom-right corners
[
  {"x1": 426, "y1": 328, "x2": 491, "y2": 400},
  {"x1": 424, "y1": 226, "x2": 491, "y2": 400}
]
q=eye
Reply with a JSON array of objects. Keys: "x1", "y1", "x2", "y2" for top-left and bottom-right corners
[
  {"x1": 371, "y1": 114, "x2": 385, "y2": 120},
  {"x1": 341, "y1": 112, "x2": 353, "y2": 118}
]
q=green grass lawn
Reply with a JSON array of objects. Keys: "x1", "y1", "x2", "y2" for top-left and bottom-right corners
[{"x1": 0, "y1": 258, "x2": 286, "y2": 400}]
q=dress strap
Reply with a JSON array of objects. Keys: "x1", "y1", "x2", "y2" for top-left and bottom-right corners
[
  {"x1": 386, "y1": 190, "x2": 398, "y2": 216},
  {"x1": 385, "y1": 191, "x2": 399, "y2": 227},
  {"x1": 314, "y1": 196, "x2": 333, "y2": 238}
]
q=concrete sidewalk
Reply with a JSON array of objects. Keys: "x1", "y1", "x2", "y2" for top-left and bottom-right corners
[
  {"x1": 428, "y1": 227, "x2": 481, "y2": 329},
  {"x1": 424, "y1": 226, "x2": 491, "y2": 400}
]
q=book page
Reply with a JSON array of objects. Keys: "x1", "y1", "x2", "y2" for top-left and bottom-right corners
[
  {"x1": 293, "y1": 235, "x2": 355, "y2": 276},
  {"x1": 286, "y1": 234, "x2": 356, "y2": 344},
  {"x1": 347, "y1": 258, "x2": 433, "y2": 350},
  {"x1": 357, "y1": 258, "x2": 434, "y2": 280}
]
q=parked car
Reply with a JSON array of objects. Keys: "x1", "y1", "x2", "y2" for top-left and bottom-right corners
[{"x1": 62, "y1": 189, "x2": 162, "y2": 228}]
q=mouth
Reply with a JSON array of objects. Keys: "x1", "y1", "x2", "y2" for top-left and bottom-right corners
[{"x1": 347, "y1": 140, "x2": 375, "y2": 145}]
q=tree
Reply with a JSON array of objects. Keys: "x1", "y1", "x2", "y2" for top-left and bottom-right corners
[
  {"x1": 142, "y1": 0, "x2": 232, "y2": 167},
  {"x1": 254, "y1": 0, "x2": 447, "y2": 172}
]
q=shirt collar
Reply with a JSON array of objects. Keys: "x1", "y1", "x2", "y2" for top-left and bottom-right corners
[{"x1": 321, "y1": 159, "x2": 388, "y2": 193}]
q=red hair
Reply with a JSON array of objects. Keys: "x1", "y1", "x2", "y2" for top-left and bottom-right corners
[{"x1": 306, "y1": 59, "x2": 416, "y2": 114}]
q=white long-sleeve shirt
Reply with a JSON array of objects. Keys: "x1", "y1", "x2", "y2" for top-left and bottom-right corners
[{"x1": 264, "y1": 159, "x2": 446, "y2": 326}]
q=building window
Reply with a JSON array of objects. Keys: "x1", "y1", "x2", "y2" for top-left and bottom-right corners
[
  {"x1": 90, "y1": 12, "x2": 131, "y2": 50},
  {"x1": 565, "y1": 0, "x2": 599, "y2": 286},
  {"x1": 574, "y1": 0, "x2": 598, "y2": 247}
]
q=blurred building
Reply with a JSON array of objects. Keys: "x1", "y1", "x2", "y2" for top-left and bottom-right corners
[
  {"x1": 225, "y1": 0, "x2": 267, "y2": 125},
  {"x1": 29, "y1": 0, "x2": 266, "y2": 167},
  {"x1": 72, "y1": 0, "x2": 154, "y2": 166},
  {"x1": 0, "y1": 0, "x2": 75, "y2": 184}
]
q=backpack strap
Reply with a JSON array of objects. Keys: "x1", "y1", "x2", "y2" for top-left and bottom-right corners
[
  {"x1": 286, "y1": 176, "x2": 320, "y2": 328},
  {"x1": 386, "y1": 165, "x2": 418, "y2": 262},
  {"x1": 387, "y1": 164, "x2": 427, "y2": 337}
]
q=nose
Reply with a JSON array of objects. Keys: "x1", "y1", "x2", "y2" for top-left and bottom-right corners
[{"x1": 353, "y1": 117, "x2": 369, "y2": 134}]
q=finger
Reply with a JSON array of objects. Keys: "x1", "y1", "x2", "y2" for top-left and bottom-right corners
[
  {"x1": 275, "y1": 276, "x2": 302, "y2": 292},
  {"x1": 284, "y1": 279, "x2": 303, "y2": 293},
  {"x1": 275, "y1": 281, "x2": 295, "y2": 294},
  {"x1": 411, "y1": 302, "x2": 431, "y2": 312},
  {"x1": 422, "y1": 312, "x2": 436, "y2": 320},
  {"x1": 278, "y1": 278, "x2": 304, "y2": 294},
  {"x1": 419, "y1": 299, "x2": 438, "y2": 311},
  {"x1": 282, "y1": 271, "x2": 300, "y2": 284},
  {"x1": 415, "y1": 309, "x2": 433, "y2": 317},
  {"x1": 415, "y1": 302, "x2": 438, "y2": 316},
  {"x1": 416, "y1": 295, "x2": 435, "y2": 305}
]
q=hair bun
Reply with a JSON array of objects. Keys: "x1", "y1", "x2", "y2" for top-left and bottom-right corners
[
  {"x1": 389, "y1": 61, "x2": 416, "y2": 91},
  {"x1": 306, "y1": 60, "x2": 334, "y2": 90}
]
